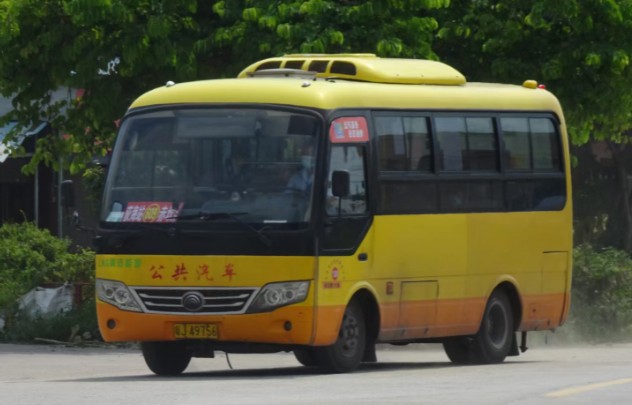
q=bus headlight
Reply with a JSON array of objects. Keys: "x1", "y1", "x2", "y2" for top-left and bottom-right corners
[
  {"x1": 96, "y1": 279, "x2": 142, "y2": 312},
  {"x1": 248, "y1": 281, "x2": 310, "y2": 313}
]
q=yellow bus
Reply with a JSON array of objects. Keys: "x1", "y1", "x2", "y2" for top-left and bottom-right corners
[{"x1": 96, "y1": 54, "x2": 572, "y2": 374}]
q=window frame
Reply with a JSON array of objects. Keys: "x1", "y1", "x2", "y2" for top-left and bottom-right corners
[{"x1": 372, "y1": 110, "x2": 566, "y2": 215}]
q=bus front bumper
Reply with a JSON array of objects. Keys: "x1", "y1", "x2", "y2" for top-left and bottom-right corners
[{"x1": 96, "y1": 301, "x2": 317, "y2": 345}]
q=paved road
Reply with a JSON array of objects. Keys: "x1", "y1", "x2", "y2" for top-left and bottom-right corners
[{"x1": 2, "y1": 339, "x2": 632, "y2": 404}]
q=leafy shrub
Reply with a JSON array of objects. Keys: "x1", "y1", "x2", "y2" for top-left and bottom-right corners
[
  {"x1": 567, "y1": 244, "x2": 632, "y2": 342},
  {"x1": 0, "y1": 222, "x2": 96, "y2": 342}
]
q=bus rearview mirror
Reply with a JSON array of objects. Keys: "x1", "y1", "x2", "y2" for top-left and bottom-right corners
[{"x1": 332, "y1": 170, "x2": 350, "y2": 198}]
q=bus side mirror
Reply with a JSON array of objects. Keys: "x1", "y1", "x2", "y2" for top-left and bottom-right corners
[
  {"x1": 61, "y1": 179, "x2": 75, "y2": 208},
  {"x1": 331, "y1": 170, "x2": 350, "y2": 198}
]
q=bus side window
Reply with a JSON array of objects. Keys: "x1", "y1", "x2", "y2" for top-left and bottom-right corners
[
  {"x1": 376, "y1": 115, "x2": 431, "y2": 172},
  {"x1": 326, "y1": 145, "x2": 367, "y2": 216},
  {"x1": 500, "y1": 117, "x2": 531, "y2": 171},
  {"x1": 435, "y1": 117, "x2": 466, "y2": 172}
]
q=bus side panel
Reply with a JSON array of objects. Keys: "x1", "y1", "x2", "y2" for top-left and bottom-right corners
[
  {"x1": 538, "y1": 251, "x2": 569, "y2": 328},
  {"x1": 313, "y1": 226, "x2": 375, "y2": 346},
  {"x1": 371, "y1": 215, "x2": 475, "y2": 341},
  {"x1": 467, "y1": 209, "x2": 572, "y2": 331}
]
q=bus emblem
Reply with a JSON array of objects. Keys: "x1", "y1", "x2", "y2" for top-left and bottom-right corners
[
  {"x1": 181, "y1": 291, "x2": 205, "y2": 312},
  {"x1": 332, "y1": 267, "x2": 339, "y2": 280}
]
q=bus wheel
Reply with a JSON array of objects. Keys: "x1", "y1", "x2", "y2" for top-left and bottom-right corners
[
  {"x1": 315, "y1": 301, "x2": 366, "y2": 373},
  {"x1": 293, "y1": 348, "x2": 320, "y2": 367},
  {"x1": 141, "y1": 341, "x2": 192, "y2": 375},
  {"x1": 442, "y1": 337, "x2": 472, "y2": 364},
  {"x1": 470, "y1": 290, "x2": 514, "y2": 364}
]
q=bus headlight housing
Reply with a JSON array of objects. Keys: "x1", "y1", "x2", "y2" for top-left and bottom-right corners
[
  {"x1": 96, "y1": 279, "x2": 142, "y2": 312},
  {"x1": 248, "y1": 281, "x2": 309, "y2": 313}
]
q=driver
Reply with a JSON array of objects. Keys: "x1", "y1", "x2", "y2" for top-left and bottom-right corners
[{"x1": 286, "y1": 145, "x2": 314, "y2": 193}]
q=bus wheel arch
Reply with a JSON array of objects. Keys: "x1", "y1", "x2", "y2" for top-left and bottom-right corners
[
  {"x1": 495, "y1": 281, "x2": 522, "y2": 331},
  {"x1": 443, "y1": 283, "x2": 520, "y2": 365},
  {"x1": 470, "y1": 286, "x2": 516, "y2": 364},
  {"x1": 353, "y1": 288, "x2": 380, "y2": 363},
  {"x1": 314, "y1": 289, "x2": 379, "y2": 372}
]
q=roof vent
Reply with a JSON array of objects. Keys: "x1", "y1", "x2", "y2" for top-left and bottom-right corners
[
  {"x1": 308, "y1": 60, "x2": 329, "y2": 73},
  {"x1": 247, "y1": 68, "x2": 317, "y2": 80},
  {"x1": 284, "y1": 60, "x2": 305, "y2": 69},
  {"x1": 255, "y1": 61, "x2": 282, "y2": 71},
  {"x1": 239, "y1": 54, "x2": 466, "y2": 85},
  {"x1": 330, "y1": 61, "x2": 357, "y2": 76}
]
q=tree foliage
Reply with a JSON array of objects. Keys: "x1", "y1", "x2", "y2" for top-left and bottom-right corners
[
  {"x1": 434, "y1": 0, "x2": 632, "y2": 249},
  {"x1": 0, "y1": 0, "x2": 448, "y2": 174},
  {"x1": 0, "y1": 0, "x2": 226, "y2": 173},
  {"x1": 434, "y1": 0, "x2": 632, "y2": 146},
  {"x1": 570, "y1": 244, "x2": 632, "y2": 341},
  {"x1": 213, "y1": 0, "x2": 448, "y2": 60},
  {"x1": 4, "y1": 0, "x2": 632, "y2": 248}
]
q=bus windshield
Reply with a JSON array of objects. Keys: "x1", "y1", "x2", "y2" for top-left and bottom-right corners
[{"x1": 101, "y1": 108, "x2": 321, "y2": 227}]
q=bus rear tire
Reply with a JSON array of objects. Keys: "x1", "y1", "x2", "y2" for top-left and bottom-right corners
[
  {"x1": 470, "y1": 290, "x2": 514, "y2": 364},
  {"x1": 442, "y1": 337, "x2": 472, "y2": 364},
  {"x1": 315, "y1": 301, "x2": 366, "y2": 373},
  {"x1": 141, "y1": 341, "x2": 192, "y2": 375}
]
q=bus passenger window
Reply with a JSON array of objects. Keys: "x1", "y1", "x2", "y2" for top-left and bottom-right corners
[
  {"x1": 465, "y1": 117, "x2": 498, "y2": 172},
  {"x1": 435, "y1": 117, "x2": 466, "y2": 171},
  {"x1": 436, "y1": 116, "x2": 498, "y2": 172},
  {"x1": 376, "y1": 115, "x2": 431, "y2": 172},
  {"x1": 530, "y1": 118, "x2": 562, "y2": 171},
  {"x1": 327, "y1": 145, "x2": 367, "y2": 215},
  {"x1": 403, "y1": 117, "x2": 432, "y2": 172},
  {"x1": 500, "y1": 118, "x2": 531, "y2": 171},
  {"x1": 376, "y1": 116, "x2": 406, "y2": 171}
]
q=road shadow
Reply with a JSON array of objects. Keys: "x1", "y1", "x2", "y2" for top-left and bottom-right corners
[{"x1": 51, "y1": 358, "x2": 539, "y2": 383}]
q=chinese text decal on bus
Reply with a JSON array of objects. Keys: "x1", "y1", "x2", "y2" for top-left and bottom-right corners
[{"x1": 96, "y1": 54, "x2": 572, "y2": 374}]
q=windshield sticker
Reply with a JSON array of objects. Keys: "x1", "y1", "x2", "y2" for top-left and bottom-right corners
[
  {"x1": 329, "y1": 117, "x2": 369, "y2": 143},
  {"x1": 121, "y1": 202, "x2": 183, "y2": 223},
  {"x1": 106, "y1": 211, "x2": 125, "y2": 222}
]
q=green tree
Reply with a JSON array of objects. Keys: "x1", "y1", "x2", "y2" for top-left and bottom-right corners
[
  {"x1": 433, "y1": 0, "x2": 632, "y2": 249},
  {"x1": 213, "y1": 0, "x2": 448, "y2": 60},
  {"x1": 0, "y1": 0, "x2": 228, "y2": 174},
  {"x1": 0, "y1": 0, "x2": 449, "y2": 176}
]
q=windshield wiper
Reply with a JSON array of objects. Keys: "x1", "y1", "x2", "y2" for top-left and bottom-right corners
[
  {"x1": 170, "y1": 211, "x2": 272, "y2": 246},
  {"x1": 169, "y1": 212, "x2": 247, "y2": 221}
]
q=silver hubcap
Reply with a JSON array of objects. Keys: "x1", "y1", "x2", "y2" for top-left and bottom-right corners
[
  {"x1": 486, "y1": 301, "x2": 509, "y2": 349},
  {"x1": 339, "y1": 311, "x2": 360, "y2": 356}
]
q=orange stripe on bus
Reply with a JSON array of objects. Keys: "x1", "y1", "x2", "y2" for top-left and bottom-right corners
[{"x1": 98, "y1": 291, "x2": 567, "y2": 346}]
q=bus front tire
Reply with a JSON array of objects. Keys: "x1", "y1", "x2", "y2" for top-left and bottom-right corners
[
  {"x1": 293, "y1": 348, "x2": 320, "y2": 367},
  {"x1": 141, "y1": 341, "x2": 192, "y2": 375},
  {"x1": 315, "y1": 301, "x2": 366, "y2": 373}
]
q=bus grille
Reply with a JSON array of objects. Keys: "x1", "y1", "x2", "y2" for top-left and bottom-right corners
[{"x1": 132, "y1": 287, "x2": 257, "y2": 314}]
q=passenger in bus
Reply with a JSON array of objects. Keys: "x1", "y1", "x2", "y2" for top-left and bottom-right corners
[
  {"x1": 224, "y1": 144, "x2": 250, "y2": 186},
  {"x1": 286, "y1": 146, "x2": 314, "y2": 193}
]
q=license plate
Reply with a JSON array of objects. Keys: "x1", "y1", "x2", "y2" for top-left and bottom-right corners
[{"x1": 173, "y1": 323, "x2": 218, "y2": 339}]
